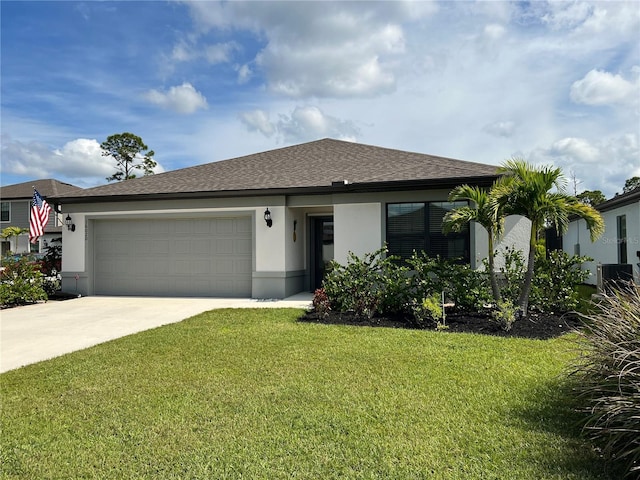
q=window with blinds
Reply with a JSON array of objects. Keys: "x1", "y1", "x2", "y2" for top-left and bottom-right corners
[
  {"x1": 386, "y1": 201, "x2": 470, "y2": 263},
  {"x1": 1, "y1": 202, "x2": 10, "y2": 222}
]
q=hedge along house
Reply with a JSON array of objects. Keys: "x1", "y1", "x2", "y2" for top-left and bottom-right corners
[{"x1": 52, "y1": 139, "x2": 530, "y2": 299}]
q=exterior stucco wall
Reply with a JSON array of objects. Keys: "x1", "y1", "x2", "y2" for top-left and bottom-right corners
[
  {"x1": 467, "y1": 216, "x2": 532, "y2": 272},
  {"x1": 60, "y1": 188, "x2": 535, "y2": 298},
  {"x1": 564, "y1": 200, "x2": 640, "y2": 285},
  {"x1": 334, "y1": 203, "x2": 382, "y2": 265}
]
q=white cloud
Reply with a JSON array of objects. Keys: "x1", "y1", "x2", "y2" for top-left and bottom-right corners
[
  {"x1": 549, "y1": 137, "x2": 600, "y2": 163},
  {"x1": 277, "y1": 106, "x2": 360, "y2": 143},
  {"x1": 577, "y1": 2, "x2": 640, "y2": 36},
  {"x1": 143, "y1": 83, "x2": 208, "y2": 114},
  {"x1": 528, "y1": 133, "x2": 640, "y2": 197},
  {"x1": 483, "y1": 24, "x2": 506, "y2": 40},
  {"x1": 1, "y1": 136, "x2": 165, "y2": 187},
  {"x1": 183, "y1": 1, "x2": 422, "y2": 98},
  {"x1": 483, "y1": 121, "x2": 516, "y2": 138},
  {"x1": 169, "y1": 40, "x2": 238, "y2": 65},
  {"x1": 239, "y1": 105, "x2": 360, "y2": 144},
  {"x1": 171, "y1": 42, "x2": 194, "y2": 63},
  {"x1": 237, "y1": 64, "x2": 252, "y2": 84},
  {"x1": 570, "y1": 69, "x2": 639, "y2": 106},
  {"x1": 541, "y1": 2, "x2": 593, "y2": 30},
  {"x1": 204, "y1": 42, "x2": 239, "y2": 64},
  {"x1": 239, "y1": 110, "x2": 275, "y2": 137}
]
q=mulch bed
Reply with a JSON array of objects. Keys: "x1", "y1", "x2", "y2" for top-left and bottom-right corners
[{"x1": 298, "y1": 309, "x2": 584, "y2": 340}]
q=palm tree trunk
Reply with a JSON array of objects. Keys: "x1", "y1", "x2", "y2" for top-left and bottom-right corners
[
  {"x1": 517, "y1": 228, "x2": 537, "y2": 317},
  {"x1": 487, "y1": 235, "x2": 502, "y2": 304}
]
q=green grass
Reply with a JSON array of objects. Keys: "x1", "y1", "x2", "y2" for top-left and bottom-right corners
[{"x1": 1, "y1": 309, "x2": 609, "y2": 479}]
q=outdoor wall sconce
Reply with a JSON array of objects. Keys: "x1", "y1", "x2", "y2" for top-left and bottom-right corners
[
  {"x1": 65, "y1": 214, "x2": 76, "y2": 232},
  {"x1": 264, "y1": 208, "x2": 273, "y2": 228}
]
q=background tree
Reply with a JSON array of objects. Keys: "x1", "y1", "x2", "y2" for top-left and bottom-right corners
[
  {"x1": 443, "y1": 184, "x2": 505, "y2": 304},
  {"x1": 101, "y1": 132, "x2": 156, "y2": 182},
  {"x1": 490, "y1": 158, "x2": 604, "y2": 317},
  {"x1": 576, "y1": 190, "x2": 607, "y2": 207},
  {"x1": 622, "y1": 176, "x2": 640, "y2": 193},
  {"x1": 1, "y1": 226, "x2": 28, "y2": 254}
]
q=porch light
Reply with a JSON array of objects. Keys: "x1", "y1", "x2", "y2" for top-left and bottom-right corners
[
  {"x1": 65, "y1": 214, "x2": 76, "y2": 232},
  {"x1": 264, "y1": 208, "x2": 273, "y2": 228}
]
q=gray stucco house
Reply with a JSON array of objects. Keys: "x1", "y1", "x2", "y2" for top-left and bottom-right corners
[
  {"x1": 52, "y1": 139, "x2": 530, "y2": 298},
  {"x1": 0, "y1": 179, "x2": 83, "y2": 255}
]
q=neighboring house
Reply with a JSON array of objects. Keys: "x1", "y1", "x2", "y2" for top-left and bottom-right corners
[
  {"x1": 0, "y1": 179, "x2": 84, "y2": 255},
  {"x1": 564, "y1": 187, "x2": 640, "y2": 286},
  {"x1": 52, "y1": 138, "x2": 531, "y2": 298}
]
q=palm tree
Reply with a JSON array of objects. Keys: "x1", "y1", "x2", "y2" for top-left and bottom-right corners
[
  {"x1": 490, "y1": 158, "x2": 604, "y2": 317},
  {"x1": 1, "y1": 226, "x2": 28, "y2": 254},
  {"x1": 443, "y1": 184, "x2": 504, "y2": 304}
]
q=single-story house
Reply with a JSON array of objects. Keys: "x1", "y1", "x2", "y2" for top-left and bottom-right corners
[
  {"x1": 0, "y1": 179, "x2": 84, "y2": 255},
  {"x1": 52, "y1": 138, "x2": 530, "y2": 298},
  {"x1": 564, "y1": 186, "x2": 640, "y2": 287}
]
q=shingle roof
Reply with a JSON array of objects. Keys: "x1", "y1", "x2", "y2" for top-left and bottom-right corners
[
  {"x1": 0, "y1": 179, "x2": 83, "y2": 200},
  {"x1": 596, "y1": 186, "x2": 640, "y2": 212},
  {"x1": 53, "y1": 138, "x2": 499, "y2": 202}
]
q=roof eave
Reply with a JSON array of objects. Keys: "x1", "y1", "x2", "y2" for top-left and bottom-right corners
[
  {"x1": 596, "y1": 188, "x2": 640, "y2": 212},
  {"x1": 51, "y1": 174, "x2": 499, "y2": 205}
]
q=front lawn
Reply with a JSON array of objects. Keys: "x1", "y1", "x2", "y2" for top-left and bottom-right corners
[{"x1": 1, "y1": 309, "x2": 609, "y2": 479}]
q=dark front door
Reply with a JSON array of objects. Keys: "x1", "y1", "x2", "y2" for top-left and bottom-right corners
[{"x1": 311, "y1": 216, "x2": 334, "y2": 291}]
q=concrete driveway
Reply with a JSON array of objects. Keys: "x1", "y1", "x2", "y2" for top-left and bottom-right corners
[{"x1": 0, "y1": 294, "x2": 312, "y2": 373}]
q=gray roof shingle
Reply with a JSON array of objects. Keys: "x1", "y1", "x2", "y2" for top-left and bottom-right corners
[
  {"x1": 0, "y1": 179, "x2": 83, "y2": 200},
  {"x1": 53, "y1": 138, "x2": 499, "y2": 202}
]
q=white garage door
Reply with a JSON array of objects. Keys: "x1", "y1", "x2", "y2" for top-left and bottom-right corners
[{"x1": 94, "y1": 217, "x2": 252, "y2": 297}]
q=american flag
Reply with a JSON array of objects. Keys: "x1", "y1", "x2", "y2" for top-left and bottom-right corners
[{"x1": 29, "y1": 189, "x2": 52, "y2": 244}]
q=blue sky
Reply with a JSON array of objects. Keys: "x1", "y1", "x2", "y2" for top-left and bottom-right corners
[{"x1": 1, "y1": 1, "x2": 639, "y2": 197}]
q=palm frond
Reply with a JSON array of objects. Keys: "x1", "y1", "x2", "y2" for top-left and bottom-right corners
[{"x1": 442, "y1": 207, "x2": 477, "y2": 234}]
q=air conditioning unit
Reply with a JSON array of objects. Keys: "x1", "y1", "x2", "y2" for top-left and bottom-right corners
[{"x1": 597, "y1": 263, "x2": 633, "y2": 294}]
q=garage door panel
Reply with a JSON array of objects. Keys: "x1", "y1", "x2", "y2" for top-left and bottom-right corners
[
  {"x1": 192, "y1": 239, "x2": 210, "y2": 255},
  {"x1": 236, "y1": 258, "x2": 252, "y2": 274},
  {"x1": 152, "y1": 260, "x2": 169, "y2": 275},
  {"x1": 94, "y1": 217, "x2": 252, "y2": 297},
  {"x1": 215, "y1": 218, "x2": 235, "y2": 234},
  {"x1": 215, "y1": 258, "x2": 234, "y2": 275},
  {"x1": 150, "y1": 239, "x2": 169, "y2": 255},
  {"x1": 236, "y1": 218, "x2": 252, "y2": 233},
  {"x1": 215, "y1": 238, "x2": 234, "y2": 254},
  {"x1": 235, "y1": 238, "x2": 252, "y2": 254}
]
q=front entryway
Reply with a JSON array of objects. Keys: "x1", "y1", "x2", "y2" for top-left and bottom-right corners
[{"x1": 311, "y1": 216, "x2": 334, "y2": 291}]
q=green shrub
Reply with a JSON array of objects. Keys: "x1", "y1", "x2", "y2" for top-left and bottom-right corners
[
  {"x1": 497, "y1": 247, "x2": 591, "y2": 313},
  {"x1": 411, "y1": 293, "x2": 444, "y2": 329},
  {"x1": 377, "y1": 257, "x2": 412, "y2": 315},
  {"x1": 323, "y1": 249, "x2": 492, "y2": 319},
  {"x1": 0, "y1": 257, "x2": 47, "y2": 306},
  {"x1": 572, "y1": 284, "x2": 640, "y2": 477},
  {"x1": 407, "y1": 253, "x2": 491, "y2": 313},
  {"x1": 322, "y1": 247, "x2": 409, "y2": 318},
  {"x1": 491, "y1": 299, "x2": 517, "y2": 331},
  {"x1": 530, "y1": 250, "x2": 592, "y2": 313}
]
